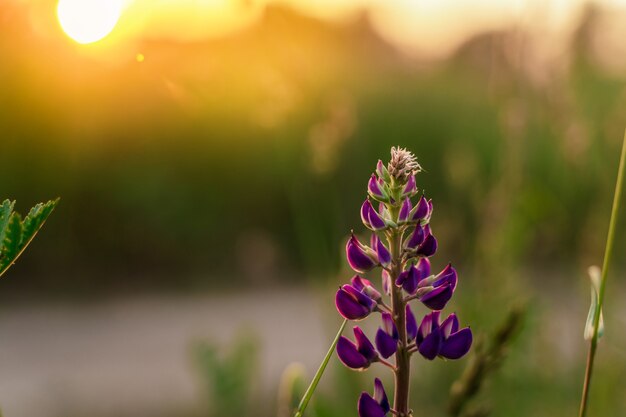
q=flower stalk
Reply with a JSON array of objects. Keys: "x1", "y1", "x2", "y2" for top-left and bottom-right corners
[
  {"x1": 333, "y1": 147, "x2": 472, "y2": 417},
  {"x1": 578, "y1": 129, "x2": 626, "y2": 417}
]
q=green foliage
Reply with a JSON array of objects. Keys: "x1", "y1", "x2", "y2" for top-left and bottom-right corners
[
  {"x1": 0, "y1": 199, "x2": 58, "y2": 278},
  {"x1": 193, "y1": 333, "x2": 259, "y2": 417}
]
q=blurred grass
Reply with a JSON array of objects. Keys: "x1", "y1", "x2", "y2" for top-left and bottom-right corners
[{"x1": 1, "y1": 5, "x2": 625, "y2": 296}]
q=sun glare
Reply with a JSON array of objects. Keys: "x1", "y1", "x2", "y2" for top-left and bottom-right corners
[{"x1": 57, "y1": 0, "x2": 123, "y2": 44}]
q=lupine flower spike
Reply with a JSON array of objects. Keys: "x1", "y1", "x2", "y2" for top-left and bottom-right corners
[{"x1": 331, "y1": 147, "x2": 472, "y2": 417}]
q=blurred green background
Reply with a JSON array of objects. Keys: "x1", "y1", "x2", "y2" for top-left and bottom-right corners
[{"x1": 1, "y1": 1, "x2": 626, "y2": 417}]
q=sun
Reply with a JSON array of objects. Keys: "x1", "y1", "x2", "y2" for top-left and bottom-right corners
[{"x1": 57, "y1": 0, "x2": 123, "y2": 44}]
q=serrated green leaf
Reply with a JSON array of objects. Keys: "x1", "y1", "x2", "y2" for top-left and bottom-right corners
[
  {"x1": 0, "y1": 198, "x2": 58, "y2": 278},
  {"x1": 0, "y1": 212, "x2": 23, "y2": 276},
  {"x1": 20, "y1": 199, "x2": 58, "y2": 249},
  {"x1": 0, "y1": 200, "x2": 15, "y2": 252}
]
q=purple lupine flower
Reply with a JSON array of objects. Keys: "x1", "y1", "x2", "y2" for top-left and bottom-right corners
[
  {"x1": 395, "y1": 258, "x2": 431, "y2": 294},
  {"x1": 418, "y1": 263, "x2": 457, "y2": 310},
  {"x1": 346, "y1": 234, "x2": 378, "y2": 273},
  {"x1": 358, "y1": 378, "x2": 390, "y2": 417},
  {"x1": 416, "y1": 311, "x2": 442, "y2": 360},
  {"x1": 416, "y1": 226, "x2": 437, "y2": 257},
  {"x1": 404, "y1": 223, "x2": 425, "y2": 250},
  {"x1": 411, "y1": 196, "x2": 432, "y2": 223},
  {"x1": 398, "y1": 198, "x2": 412, "y2": 224},
  {"x1": 351, "y1": 275, "x2": 382, "y2": 302},
  {"x1": 376, "y1": 160, "x2": 390, "y2": 182},
  {"x1": 415, "y1": 311, "x2": 472, "y2": 360},
  {"x1": 402, "y1": 175, "x2": 417, "y2": 196},
  {"x1": 336, "y1": 284, "x2": 377, "y2": 320},
  {"x1": 368, "y1": 175, "x2": 387, "y2": 201},
  {"x1": 439, "y1": 313, "x2": 473, "y2": 359},
  {"x1": 361, "y1": 200, "x2": 372, "y2": 229},
  {"x1": 332, "y1": 148, "x2": 472, "y2": 417},
  {"x1": 374, "y1": 236, "x2": 392, "y2": 268},
  {"x1": 375, "y1": 312, "x2": 399, "y2": 359},
  {"x1": 337, "y1": 326, "x2": 379, "y2": 370},
  {"x1": 361, "y1": 200, "x2": 387, "y2": 231},
  {"x1": 406, "y1": 304, "x2": 418, "y2": 342}
]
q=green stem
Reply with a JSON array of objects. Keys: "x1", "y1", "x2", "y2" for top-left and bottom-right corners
[
  {"x1": 294, "y1": 319, "x2": 347, "y2": 417},
  {"x1": 578, "y1": 129, "x2": 626, "y2": 417}
]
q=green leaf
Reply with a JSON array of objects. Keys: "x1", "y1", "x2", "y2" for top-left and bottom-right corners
[
  {"x1": 0, "y1": 199, "x2": 58, "y2": 278},
  {"x1": 20, "y1": 199, "x2": 58, "y2": 249},
  {"x1": 0, "y1": 200, "x2": 15, "y2": 251},
  {"x1": 0, "y1": 212, "x2": 23, "y2": 275}
]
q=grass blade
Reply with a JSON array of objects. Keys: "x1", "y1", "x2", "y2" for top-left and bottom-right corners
[
  {"x1": 294, "y1": 319, "x2": 347, "y2": 417},
  {"x1": 579, "y1": 129, "x2": 626, "y2": 417}
]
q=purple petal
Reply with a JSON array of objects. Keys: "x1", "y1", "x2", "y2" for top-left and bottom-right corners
[
  {"x1": 417, "y1": 234, "x2": 438, "y2": 257},
  {"x1": 403, "y1": 175, "x2": 417, "y2": 196},
  {"x1": 354, "y1": 326, "x2": 378, "y2": 362},
  {"x1": 358, "y1": 392, "x2": 386, "y2": 417},
  {"x1": 397, "y1": 264, "x2": 420, "y2": 295},
  {"x1": 406, "y1": 304, "x2": 418, "y2": 342},
  {"x1": 440, "y1": 327, "x2": 473, "y2": 360},
  {"x1": 368, "y1": 206, "x2": 387, "y2": 231},
  {"x1": 380, "y1": 312, "x2": 398, "y2": 338},
  {"x1": 337, "y1": 336, "x2": 369, "y2": 369},
  {"x1": 335, "y1": 286, "x2": 375, "y2": 320},
  {"x1": 404, "y1": 224, "x2": 425, "y2": 250},
  {"x1": 381, "y1": 270, "x2": 392, "y2": 296},
  {"x1": 368, "y1": 175, "x2": 386, "y2": 200},
  {"x1": 398, "y1": 198, "x2": 412, "y2": 223},
  {"x1": 434, "y1": 264, "x2": 458, "y2": 292},
  {"x1": 418, "y1": 327, "x2": 442, "y2": 360},
  {"x1": 376, "y1": 238, "x2": 392, "y2": 268},
  {"x1": 361, "y1": 200, "x2": 373, "y2": 228},
  {"x1": 375, "y1": 328, "x2": 398, "y2": 359},
  {"x1": 418, "y1": 311, "x2": 440, "y2": 342},
  {"x1": 420, "y1": 284, "x2": 453, "y2": 311},
  {"x1": 347, "y1": 235, "x2": 378, "y2": 273},
  {"x1": 411, "y1": 196, "x2": 429, "y2": 221},
  {"x1": 351, "y1": 276, "x2": 381, "y2": 301},
  {"x1": 415, "y1": 257, "x2": 431, "y2": 282},
  {"x1": 373, "y1": 378, "x2": 390, "y2": 413},
  {"x1": 440, "y1": 313, "x2": 460, "y2": 338}
]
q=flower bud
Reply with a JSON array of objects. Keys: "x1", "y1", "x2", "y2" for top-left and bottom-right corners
[
  {"x1": 375, "y1": 312, "x2": 399, "y2": 359},
  {"x1": 358, "y1": 378, "x2": 390, "y2": 417},
  {"x1": 368, "y1": 175, "x2": 387, "y2": 202},
  {"x1": 398, "y1": 198, "x2": 412, "y2": 224},
  {"x1": 374, "y1": 236, "x2": 391, "y2": 268},
  {"x1": 346, "y1": 234, "x2": 378, "y2": 273},
  {"x1": 404, "y1": 224, "x2": 425, "y2": 250},
  {"x1": 335, "y1": 284, "x2": 377, "y2": 320},
  {"x1": 410, "y1": 196, "x2": 431, "y2": 223},
  {"x1": 402, "y1": 175, "x2": 417, "y2": 196},
  {"x1": 337, "y1": 326, "x2": 378, "y2": 370},
  {"x1": 376, "y1": 160, "x2": 391, "y2": 182}
]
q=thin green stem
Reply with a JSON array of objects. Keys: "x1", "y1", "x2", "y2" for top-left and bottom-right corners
[
  {"x1": 294, "y1": 319, "x2": 347, "y2": 417},
  {"x1": 579, "y1": 129, "x2": 626, "y2": 417}
]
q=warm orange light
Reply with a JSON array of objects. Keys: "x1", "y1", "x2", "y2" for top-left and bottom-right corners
[{"x1": 57, "y1": 0, "x2": 123, "y2": 44}]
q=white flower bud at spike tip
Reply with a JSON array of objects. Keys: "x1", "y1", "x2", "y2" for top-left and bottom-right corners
[{"x1": 387, "y1": 147, "x2": 421, "y2": 183}]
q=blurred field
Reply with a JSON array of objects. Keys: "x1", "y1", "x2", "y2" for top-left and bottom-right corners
[{"x1": 1, "y1": 1, "x2": 626, "y2": 416}]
